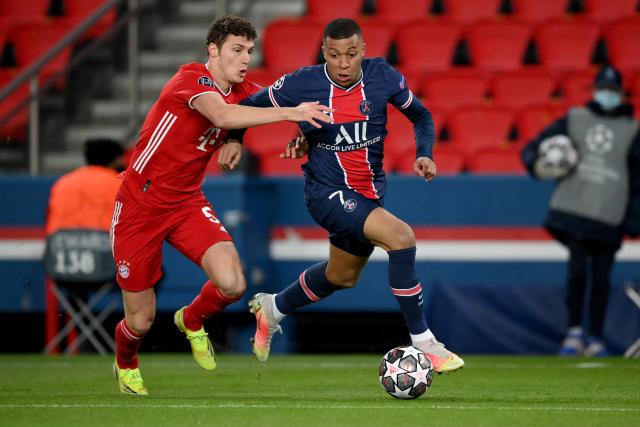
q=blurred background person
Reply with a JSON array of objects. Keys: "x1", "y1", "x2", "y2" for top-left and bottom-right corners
[
  {"x1": 521, "y1": 65, "x2": 640, "y2": 357},
  {"x1": 46, "y1": 138, "x2": 125, "y2": 236}
]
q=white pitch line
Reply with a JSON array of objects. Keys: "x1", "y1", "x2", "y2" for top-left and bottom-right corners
[{"x1": 0, "y1": 403, "x2": 637, "y2": 413}]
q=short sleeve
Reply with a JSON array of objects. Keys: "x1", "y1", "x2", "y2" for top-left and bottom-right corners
[
  {"x1": 382, "y1": 61, "x2": 414, "y2": 110},
  {"x1": 171, "y1": 70, "x2": 219, "y2": 108},
  {"x1": 266, "y1": 72, "x2": 302, "y2": 108}
]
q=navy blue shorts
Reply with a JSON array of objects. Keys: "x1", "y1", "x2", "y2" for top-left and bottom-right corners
[{"x1": 306, "y1": 188, "x2": 383, "y2": 257}]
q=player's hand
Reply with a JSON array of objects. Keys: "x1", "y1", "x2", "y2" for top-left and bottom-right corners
[
  {"x1": 218, "y1": 140, "x2": 243, "y2": 171},
  {"x1": 413, "y1": 156, "x2": 437, "y2": 181},
  {"x1": 280, "y1": 136, "x2": 308, "y2": 159},
  {"x1": 287, "y1": 101, "x2": 333, "y2": 128}
]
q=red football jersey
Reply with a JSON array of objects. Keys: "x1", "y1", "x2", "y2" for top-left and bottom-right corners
[{"x1": 119, "y1": 62, "x2": 261, "y2": 207}]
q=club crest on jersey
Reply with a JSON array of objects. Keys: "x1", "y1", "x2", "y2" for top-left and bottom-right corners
[
  {"x1": 359, "y1": 100, "x2": 373, "y2": 115},
  {"x1": 343, "y1": 199, "x2": 358, "y2": 212},
  {"x1": 117, "y1": 261, "x2": 130, "y2": 279},
  {"x1": 272, "y1": 76, "x2": 285, "y2": 90},
  {"x1": 198, "y1": 76, "x2": 214, "y2": 87}
]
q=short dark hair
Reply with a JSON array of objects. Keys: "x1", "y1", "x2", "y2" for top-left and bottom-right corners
[
  {"x1": 206, "y1": 15, "x2": 257, "y2": 48},
  {"x1": 323, "y1": 18, "x2": 362, "y2": 41},
  {"x1": 84, "y1": 138, "x2": 124, "y2": 167}
]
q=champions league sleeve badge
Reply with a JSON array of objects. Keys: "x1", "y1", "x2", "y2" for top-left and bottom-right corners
[{"x1": 198, "y1": 76, "x2": 214, "y2": 87}]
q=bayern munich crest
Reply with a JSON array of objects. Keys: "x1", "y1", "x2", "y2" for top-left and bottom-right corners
[
  {"x1": 117, "y1": 261, "x2": 130, "y2": 279},
  {"x1": 359, "y1": 100, "x2": 373, "y2": 115},
  {"x1": 343, "y1": 199, "x2": 358, "y2": 212}
]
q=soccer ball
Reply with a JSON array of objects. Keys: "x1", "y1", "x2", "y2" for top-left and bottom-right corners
[
  {"x1": 379, "y1": 346, "x2": 433, "y2": 399},
  {"x1": 535, "y1": 134, "x2": 578, "y2": 180}
]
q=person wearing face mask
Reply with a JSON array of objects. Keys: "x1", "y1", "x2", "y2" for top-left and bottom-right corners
[{"x1": 521, "y1": 65, "x2": 640, "y2": 357}]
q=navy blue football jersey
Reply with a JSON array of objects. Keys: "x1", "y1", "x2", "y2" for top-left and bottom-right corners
[{"x1": 245, "y1": 58, "x2": 417, "y2": 201}]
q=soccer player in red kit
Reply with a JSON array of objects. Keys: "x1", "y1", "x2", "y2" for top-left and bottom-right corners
[{"x1": 110, "y1": 15, "x2": 331, "y2": 395}]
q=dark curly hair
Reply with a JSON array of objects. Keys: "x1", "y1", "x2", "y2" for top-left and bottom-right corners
[{"x1": 206, "y1": 15, "x2": 257, "y2": 48}]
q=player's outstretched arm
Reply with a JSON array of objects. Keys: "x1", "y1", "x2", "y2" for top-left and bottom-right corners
[
  {"x1": 414, "y1": 156, "x2": 437, "y2": 181},
  {"x1": 193, "y1": 93, "x2": 332, "y2": 129}
]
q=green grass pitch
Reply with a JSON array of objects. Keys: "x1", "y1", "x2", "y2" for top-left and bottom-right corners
[{"x1": 0, "y1": 354, "x2": 638, "y2": 427}]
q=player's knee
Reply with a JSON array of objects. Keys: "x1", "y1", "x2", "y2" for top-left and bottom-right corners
[
  {"x1": 216, "y1": 269, "x2": 247, "y2": 299},
  {"x1": 128, "y1": 313, "x2": 154, "y2": 335},
  {"x1": 327, "y1": 269, "x2": 360, "y2": 288},
  {"x1": 387, "y1": 222, "x2": 415, "y2": 250}
]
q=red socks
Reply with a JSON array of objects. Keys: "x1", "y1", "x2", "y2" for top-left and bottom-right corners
[
  {"x1": 183, "y1": 281, "x2": 240, "y2": 331},
  {"x1": 115, "y1": 319, "x2": 143, "y2": 369}
]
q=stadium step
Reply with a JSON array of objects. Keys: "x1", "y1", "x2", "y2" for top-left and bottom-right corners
[
  {"x1": 64, "y1": 124, "x2": 131, "y2": 151},
  {"x1": 42, "y1": 151, "x2": 87, "y2": 174},
  {"x1": 92, "y1": 100, "x2": 154, "y2": 124}
]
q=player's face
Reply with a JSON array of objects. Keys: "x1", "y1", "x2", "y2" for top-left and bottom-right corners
[
  {"x1": 322, "y1": 34, "x2": 364, "y2": 87},
  {"x1": 209, "y1": 35, "x2": 255, "y2": 87}
]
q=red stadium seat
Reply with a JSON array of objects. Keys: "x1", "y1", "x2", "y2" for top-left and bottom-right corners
[
  {"x1": 244, "y1": 121, "x2": 300, "y2": 156},
  {"x1": 0, "y1": 69, "x2": 30, "y2": 140},
  {"x1": 385, "y1": 105, "x2": 445, "y2": 158},
  {"x1": 631, "y1": 72, "x2": 640, "y2": 98},
  {"x1": 559, "y1": 70, "x2": 597, "y2": 106},
  {"x1": 420, "y1": 72, "x2": 489, "y2": 112},
  {"x1": 515, "y1": 103, "x2": 565, "y2": 143},
  {"x1": 9, "y1": 21, "x2": 73, "y2": 85},
  {"x1": 0, "y1": 0, "x2": 50, "y2": 20},
  {"x1": 61, "y1": 0, "x2": 117, "y2": 39},
  {"x1": 467, "y1": 147, "x2": 526, "y2": 175},
  {"x1": 603, "y1": 18, "x2": 640, "y2": 71},
  {"x1": 374, "y1": 0, "x2": 433, "y2": 25},
  {"x1": 395, "y1": 20, "x2": 461, "y2": 72},
  {"x1": 466, "y1": 20, "x2": 531, "y2": 71},
  {"x1": 306, "y1": 0, "x2": 363, "y2": 22},
  {"x1": 584, "y1": 0, "x2": 639, "y2": 24},
  {"x1": 442, "y1": 0, "x2": 502, "y2": 24},
  {"x1": 534, "y1": 19, "x2": 600, "y2": 72},
  {"x1": 511, "y1": 0, "x2": 569, "y2": 24},
  {"x1": 358, "y1": 20, "x2": 394, "y2": 58},
  {"x1": 262, "y1": 19, "x2": 323, "y2": 72},
  {"x1": 392, "y1": 144, "x2": 464, "y2": 175},
  {"x1": 246, "y1": 68, "x2": 283, "y2": 87},
  {"x1": 259, "y1": 149, "x2": 306, "y2": 176},
  {"x1": 492, "y1": 71, "x2": 556, "y2": 110},
  {"x1": 448, "y1": 106, "x2": 514, "y2": 154}
]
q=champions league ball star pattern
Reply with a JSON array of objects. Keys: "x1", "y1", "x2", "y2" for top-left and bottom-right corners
[{"x1": 379, "y1": 346, "x2": 433, "y2": 399}]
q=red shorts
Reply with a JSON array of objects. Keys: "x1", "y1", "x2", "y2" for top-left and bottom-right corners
[{"x1": 110, "y1": 193, "x2": 231, "y2": 292}]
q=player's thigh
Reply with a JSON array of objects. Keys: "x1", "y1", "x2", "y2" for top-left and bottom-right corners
[
  {"x1": 200, "y1": 241, "x2": 246, "y2": 297},
  {"x1": 167, "y1": 197, "x2": 233, "y2": 266},
  {"x1": 363, "y1": 207, "x2": 415, "y2": 251},
  {"x1": 122, "y1": 288, "x2": 156, "y2": 334},
  {"x1": 307, "y1": 189, "x2": 379, "y2": 257},
  {"x1": 167, "y1": 198, "x2": 244, "y2": 294},
  {"x1": 326, "y1": 243, "x2": 369, "y2": 288},
  {"x1": 111, "y1": 200, "x2": 167, "y2": 292}
]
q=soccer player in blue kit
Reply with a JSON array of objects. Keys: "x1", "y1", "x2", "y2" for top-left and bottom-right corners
[{"x1": 226, "y1": 18, "x2": 464, "y2": 373}]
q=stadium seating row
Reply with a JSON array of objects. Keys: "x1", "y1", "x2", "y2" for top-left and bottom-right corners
[
  {"x1": 306, "y1": 0, "x2": 639, "y2": 25},
  {"x1": 208, "y1": 143, "x2": 527, "y2": 177},
  {"x1": 260, "y1": 16, "x2": 640, "y2": 73}
]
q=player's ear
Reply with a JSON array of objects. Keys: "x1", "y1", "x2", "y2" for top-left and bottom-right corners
[{"x1": 208, "y1": 43, "x2": 219, "y2": 59}]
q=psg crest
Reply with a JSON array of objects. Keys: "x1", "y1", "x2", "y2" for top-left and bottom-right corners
[
  {"x1": 343, "y1": 199, "x2": 358, "y2": 212},
  {"x1": 359, "y1": 100, "x2": 372, "y2": 115}
]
